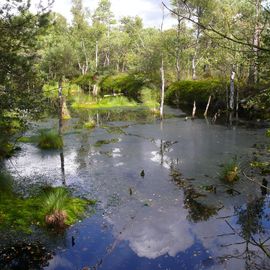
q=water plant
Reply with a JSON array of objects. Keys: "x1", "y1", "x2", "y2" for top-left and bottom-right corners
[
  {"x1": 219, "y1": 158, "x2": 240, "y2": 183},
  {"x1": 37, "y1": 129, "x2": 63, "y2": 150}
]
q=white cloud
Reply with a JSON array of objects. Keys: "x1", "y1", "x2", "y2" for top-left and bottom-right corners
[{"x1": 31, "y1": 0, "x2": 176, "y2": 29}]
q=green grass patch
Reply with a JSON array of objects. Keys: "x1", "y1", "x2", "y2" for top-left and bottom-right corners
[
  {"x1": 37, "y1": 130, "x2": 63, "y2": 150},
  {"x1": 72, "y1": 95, "x2": 138, "y2": 109}
]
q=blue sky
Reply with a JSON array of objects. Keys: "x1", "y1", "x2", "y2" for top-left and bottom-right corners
[{"x1": 31, "y1": 0, "x2": 176, "y2": 29}]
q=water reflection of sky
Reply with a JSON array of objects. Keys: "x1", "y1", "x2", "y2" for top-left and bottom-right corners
[{"x1": 4, "y1": 109, "x2": 270, "y2": 269}]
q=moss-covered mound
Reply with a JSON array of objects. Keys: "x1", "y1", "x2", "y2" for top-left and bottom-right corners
[
  {"x1": 165, "y1": 79, "x2": 225, "y2": 107},
  {"x1": 100, "y1": 73, "x2": 146, "y2": 100},
  {"x1": 0, "y1": 183, "x2": 95, "y2": 233}
]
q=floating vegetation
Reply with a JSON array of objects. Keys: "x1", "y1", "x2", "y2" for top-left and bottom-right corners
[
  {"x1": 94, "y1": 138, "x2": 119, "y2": 147},
  {"x1": 103, "y1": 126, "x2": 126, "y2": 135},
  {"x1": 219, "y1": 158, "x2": 240, "y2": 183},
  {"x1": 0, "y1": 186, "x2": 95, "y2": 233},
  {"x1": 37, "y1": 130, "x2": 63, "y2": 150},
  {"x1": 250, "y1": 161, "x2": 270, "y2": 175}
]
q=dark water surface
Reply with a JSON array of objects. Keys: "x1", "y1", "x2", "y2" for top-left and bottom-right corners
[{"x1": 1, "y1": 107, "x2": 270, "y2": 270}]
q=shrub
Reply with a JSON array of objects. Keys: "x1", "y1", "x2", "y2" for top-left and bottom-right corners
[
  {"x1": 37, "y1": 130, "x2": 63, "y2": 150},
  {"x1": 165, "y1": 79, "x2": 225, "y2": 106}
]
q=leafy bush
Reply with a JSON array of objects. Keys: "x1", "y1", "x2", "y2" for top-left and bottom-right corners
[
  {"x1": 43, "y1": 81, "x2": 81, "y2": 99},
  {"x1": 72, "y1": 73, "x2": 96, "y2": 93},
  {"x1": 37, "y1": 130, "x2": 63, "y2": 150},
  {"x1": 165, "y1": 79, "x2": 225, "y2": 106},
  {"x1": 243, "y1": 89, "x2": 270, "y2": 119}
]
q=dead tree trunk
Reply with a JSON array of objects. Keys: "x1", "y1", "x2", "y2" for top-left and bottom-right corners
[
  {"x1": 192, "y1": 101, "x2": 196, "y2": 119},
  {"x1": 192, "y1": 7, "x2": 202, "y2": 80},
  {"x1": 229, "y1": 68, "x2": 236, "y2": 111},
  {"x1": 58, "y1": 78, "x2": 63, "y2": 136},
  {"x1": 160, "y1": 6, "x2": 165, "y2": 120},
  {"x1": 249, "y1": 0, "x2": 261, "y2": 84},
  {"x1": 95, "y1": 40, "x2": 99, "y2": 70},
  {"x1": 160, "y1": 58, "x2": 165, "y2": 119},
  {"x1": 204, "y1": 95, "x2": 212, "y2": 117}
]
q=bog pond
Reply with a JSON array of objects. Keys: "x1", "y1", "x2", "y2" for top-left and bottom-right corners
[{"x1": 0, "y1": 107, "x2": 270, "y2": 270}]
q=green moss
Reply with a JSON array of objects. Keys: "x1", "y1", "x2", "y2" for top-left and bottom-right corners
[
  {"x1": 94, "y1": 138, "x2": 119, "y2": 147},
  {"x1": 0, "y1": 186, "x2": 95, "y2": 233},
  {"x1": 37, "y1": 130, "x2": 63, "y2": 150}
]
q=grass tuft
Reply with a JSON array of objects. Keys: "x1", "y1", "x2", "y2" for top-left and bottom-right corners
[
  {"x1": 219, "y1": 158, "x2": 240, "y2": 183},
  {"x1": 37, "y1": 130, "x2": 63, "y2": 150}
]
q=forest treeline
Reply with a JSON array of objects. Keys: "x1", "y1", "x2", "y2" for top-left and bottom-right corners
[{"x1": 1, "y1": 0, "x2": 270, "y2": 158}]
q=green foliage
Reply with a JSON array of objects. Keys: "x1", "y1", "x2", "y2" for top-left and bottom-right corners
[
  {"x1": 166, "y1": 79, "x2": 225, "y2": 106},
  {"x1": 0, "y1": 112, "x2": 26, "y2": 159},
  {"x1": 243, "y1": 89, "x2": 270, "y2": 119},
  {"x1": 73, "y1": 73, "x2": 96, "y2": 92},
  {"x1": 43, "y1": 81, "x2": 81, "y2": 99},
  {"x1": 219, "y1": 158, "x2": 240, "y2": 183},
  {"x1": 37, "y1": 130, "x2": 63, "y2": 150},
  {"x1": 267, "y1": 129, "x2": 270, "y2": 138},
  {"x1": 140, "y1": 87, "x2": 159, "y2": 109}
]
